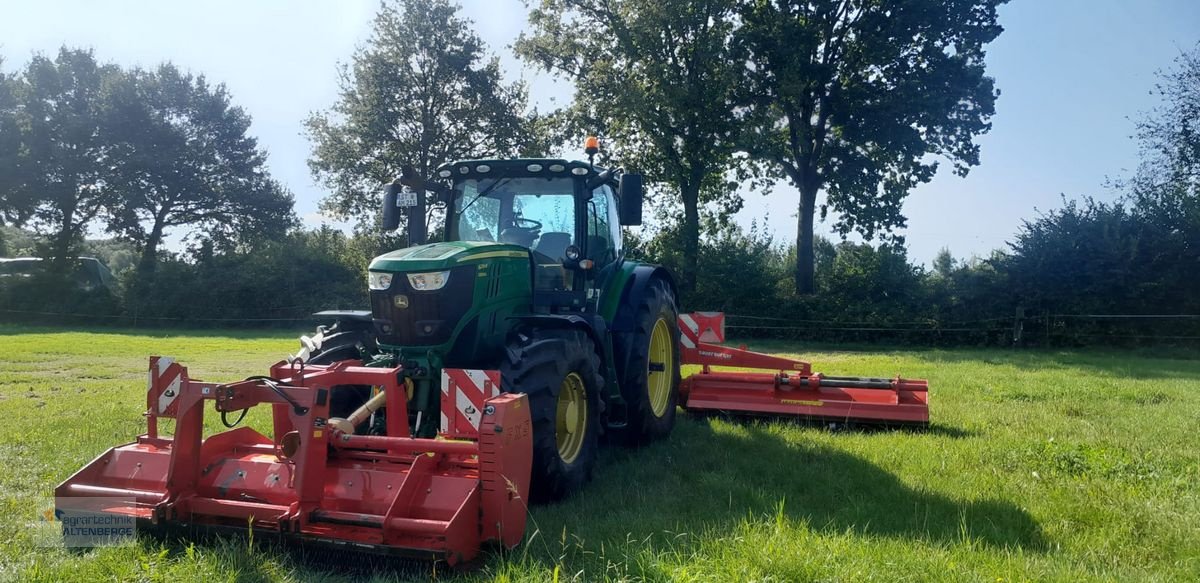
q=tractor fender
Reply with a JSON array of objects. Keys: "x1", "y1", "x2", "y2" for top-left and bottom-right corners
[
  {"x1": 508, "y1": 313, "x2": 623, "y2": 420},
  {"x1": 311, "y1": 309, "x2": 376, "y2": 332},
  {"x1": 508, "y1": 314, "x2": 607, "y2": 355},
  {"x1": 609, "y1": 265, "x2": 678, "y2": 333},
  {"x1": 608, "y1": 265, "x2": 678, "y2": 403}
]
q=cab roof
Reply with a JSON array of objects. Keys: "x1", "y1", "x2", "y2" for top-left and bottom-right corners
[{"x1": 434, "y1": 158, "x2": 613, "y2": 181}]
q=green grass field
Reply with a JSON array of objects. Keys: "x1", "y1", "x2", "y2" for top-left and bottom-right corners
[{"x1": 0, "y1": 325, "x2": 1196, "y2": 582}]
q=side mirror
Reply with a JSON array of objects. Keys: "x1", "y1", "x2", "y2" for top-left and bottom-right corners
[
  {"x1": 382, "y1": 181, "x2": 401, "y2": 231},
  {"x1": 618, "y1": 173, "x2": 644, "y2": 226},
  {"x1": 381, "y1": 180, "x2": 427, "y2": 245}
]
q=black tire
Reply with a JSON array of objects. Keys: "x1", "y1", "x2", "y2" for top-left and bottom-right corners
[
  {"x1": 612, "y1": 278, "x2": 681, "y2": 445},
  {"x1": 500, "y1": 327, "x2": 603, "y2": 502},
  {"x1": 301, "y1": 323, "x2": 376, "y2": 420}
]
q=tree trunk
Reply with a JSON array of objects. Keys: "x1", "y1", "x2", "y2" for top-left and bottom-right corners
[
  {"x1": 795, "y1": 182, "x2": 819, "y2": 294},
  {"x1": 138, "y1": 211, "x2": 168, "y2": 274},
  {"x1": 45, "y1": 228, "x2": 78, "y2": 285},
  {"x1": 47, "y1": 194, "x2": 80, "y2": 272},
  {"x1": 679, "y1": 182, "x2": 701, "y2": 302}
]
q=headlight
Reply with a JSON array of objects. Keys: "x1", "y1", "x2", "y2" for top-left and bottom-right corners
[
  {"x1": 407, "y1": 270, "x2": 450, "y2": 291},
  {"x1": 368, "y1": 271, "x2": 393, "y2": 290}
]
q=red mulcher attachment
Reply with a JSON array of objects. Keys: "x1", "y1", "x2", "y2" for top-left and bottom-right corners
[
  {"x1": 55, "y1": 357, "x2": 532, "y2": 565},
  {"x1": 678, "y1": 313, "x2": 930, "y2": 425}
]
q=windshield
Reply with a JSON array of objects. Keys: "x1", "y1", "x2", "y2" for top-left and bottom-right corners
[{"x1": 453, "y1": 177, "x2": 577, "y2": 262}]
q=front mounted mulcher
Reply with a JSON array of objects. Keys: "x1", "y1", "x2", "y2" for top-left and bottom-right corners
[{"x1": 56, "y1": 357, "x2": 532, "y2": 565}]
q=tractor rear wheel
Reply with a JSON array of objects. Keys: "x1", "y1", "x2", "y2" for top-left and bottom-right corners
[
  {"x1": 300, "y1": 323, "x2": 376, "y2": 421},
  {"x1": 613, "y1": 278, "x2": 680, "y2": 445},
  {"x1": 500, "y1": 327, "x2": 602, "y2": 502}
]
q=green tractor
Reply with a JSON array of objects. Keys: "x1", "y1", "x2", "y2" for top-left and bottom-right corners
[{"x1": 302, "y1": 151, "x2": 681, "y2": 501}]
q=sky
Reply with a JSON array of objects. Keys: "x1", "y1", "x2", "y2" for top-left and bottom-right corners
[{"x1": 2, "y1": 0, "x2": 1199, "y2": 265}]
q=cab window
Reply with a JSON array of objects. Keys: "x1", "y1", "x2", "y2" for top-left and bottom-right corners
[
  {"x1": 587, "y1": 185, "x2": 620, "y2": 264},
  {"x1": 452, "y1": 177, "x2": 576, "y2": 262}
]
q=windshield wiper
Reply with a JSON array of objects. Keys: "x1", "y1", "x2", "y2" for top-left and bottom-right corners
[{"x1": 459, "y1": 177, "x2": 513, "y2": 216}]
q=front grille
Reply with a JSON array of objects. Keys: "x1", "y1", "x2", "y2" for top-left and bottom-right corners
[{"x1": 370, "y1": 265, "x2": 477, "y2": 346}]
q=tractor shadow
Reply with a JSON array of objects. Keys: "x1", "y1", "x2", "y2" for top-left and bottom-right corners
[{"x1": 517, "y1": 416, "x2": 1047, "y2": 569}]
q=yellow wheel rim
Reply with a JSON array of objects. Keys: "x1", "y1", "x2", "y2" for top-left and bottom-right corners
[
  {"x1": 556, "y1": 372, "x2": 588, "y2": 463},
  {"x1": 647, "y1": 317, "x2": 673, "y2": 417}
]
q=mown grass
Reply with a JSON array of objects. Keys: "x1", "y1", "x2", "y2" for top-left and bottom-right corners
[{"x1": 0, "y1": 324, "x2": 1197, "y2": 582}]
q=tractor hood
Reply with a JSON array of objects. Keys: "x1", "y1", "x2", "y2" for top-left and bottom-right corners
[{"x1": 369, "y1": 241, "x2": 530, "y2": 273}]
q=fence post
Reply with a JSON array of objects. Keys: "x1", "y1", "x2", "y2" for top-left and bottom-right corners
[{"x1": 1012, "y1": 307, "x2": 1025, "y2": 347}]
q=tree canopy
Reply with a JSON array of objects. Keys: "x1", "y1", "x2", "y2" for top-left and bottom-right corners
[
  {"x1": 307, "y1": 0, "x2": 543, "y2": 233},
  {"x1": 0, "y1": 50, "x2": 293, "y2": 273},
  {"x1": 1120, "y1": 44, "x2": 1200, "y2": 255},
  {"x1": 518, "y1": 0, "x2": 746, "y2": 295},
  {"x1": 739, "y1": 0, "x2": 1006, "y2": 293},
  {"x1": 105, "y1": 64, "x2": 295, "y2": 271},
  {"x1": 0, "y1": 48, "x2": 124, "y2": 267}
]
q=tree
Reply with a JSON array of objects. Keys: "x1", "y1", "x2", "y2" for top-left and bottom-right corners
[
  {"x1": 104, "y1": 64, "x2": 295, "y2": 272},
  {"x1": 1003, "y1": 199, "x2": 1151, "y2": 315},
  {"x1": 518, "y1": 0, "x2": 746, "y2": 296},
  {"x1": 0, "y1": 48, "x2": 122, "y2": 268},
  {"x1": 0, "y1": 57, "x2": 31, "y2": 227},
  {"x1": 932, "y1": 248, "x2": 958, "y2": 278},
  {"x1": 815, "y1": 241, "x2": 927, "y2": 321},
  {"x1": 1126, "y1": 44, "x2": 1199, "y2": 204},
  {"x1": 1119, "y1": 42, "x2": 1200, "y2": 261},
  {"x1": 307, "y1": 0, "x2": 540, "y2": 234},
  {"x1": 739, "y1": 0, "x2": 1006, "y2": 293}
]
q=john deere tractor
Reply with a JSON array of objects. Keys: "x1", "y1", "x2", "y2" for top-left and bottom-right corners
[{"x1": 303, "y1": 149, "x2": 680, "y2": 501}]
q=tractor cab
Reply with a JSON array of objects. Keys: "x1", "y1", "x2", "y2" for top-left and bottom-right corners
[{"x1": 384, "y1": 155, "x2": 643, "y2": 312}]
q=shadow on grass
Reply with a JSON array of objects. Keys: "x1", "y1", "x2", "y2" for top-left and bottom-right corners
[
  {"x1": 132, "y1": 523, "x2": 440, "y2": 583},
  {"x1": 694, "y1": 411, "x2": 979, "y2": 439},
  {"x1": 75, "y1": 416, "x2": 1044, "y2": 581},
  {"x1": 515, "y1": 417, "x2": 1047, "y2": 573}
]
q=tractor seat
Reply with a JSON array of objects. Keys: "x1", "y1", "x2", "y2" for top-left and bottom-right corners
[{"x1": 534, "y1": 232, "x2": 572, "y2": 261}]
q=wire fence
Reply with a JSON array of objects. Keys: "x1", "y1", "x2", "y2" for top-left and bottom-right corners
[
  {"x1": 3, "y1": 307, "x2": 1200, "y2": 347},
  {"x1": 720, "y1": 312, "x2": 1200, "y2": 347},
  {"x1": 0, "y1": 308, "x2": 324, "y2": 329}
]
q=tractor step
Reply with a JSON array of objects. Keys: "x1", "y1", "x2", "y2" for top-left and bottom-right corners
[
  {"x1": 677, "y1": 313, "x2": 930, "y2": 426},
  {"x1": 55, "y1": 358, "x2": 532, "y2": 565}
]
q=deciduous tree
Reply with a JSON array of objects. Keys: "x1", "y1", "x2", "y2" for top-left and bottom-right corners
[
  {"x1": 518, "y1": 0, "x2": 745, "y2": 296},
  {"x1": 105, "y1": 64, "x2": 295, "y2": 272},
  {"x1": 307, "y1": 0, "x2": 541, "y2": 234},
  {"x1": 0, "y1": 57, "x2": 33, "y2": 227},
  {"x1": 1120, "y1": 43, "x2": 1199, "y2": 240},
  {"x1": 739, "y1": 0, "x2": 1006, "y2": 293},
  {"x1": 0, "y1": 48, "x2": 122, "y2": 268}
]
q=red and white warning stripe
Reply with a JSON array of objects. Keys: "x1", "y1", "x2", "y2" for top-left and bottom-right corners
[
  {"x1": 440, "y1": 368, "x2": 501, "y2": 438},
  {"x1": 678, "y1": 312, "x2": 726, "y2": 349},
  {"x1": 148, "y1": 356, "x2": 184, "y2": 416}
]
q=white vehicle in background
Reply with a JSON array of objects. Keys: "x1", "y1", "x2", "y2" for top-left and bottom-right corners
[{"x1": 0, "y1": 257, "x2": 116, "y2": 293}]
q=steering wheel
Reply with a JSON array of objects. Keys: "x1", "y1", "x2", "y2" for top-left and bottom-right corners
[
  {"x1": 510, "y1": 216, "x2": 542, "y2": 231},
  {"x1": 499, "y1": 216, "x2": 543, "y2": 247}
]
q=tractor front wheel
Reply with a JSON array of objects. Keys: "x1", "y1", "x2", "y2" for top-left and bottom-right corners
[
  {"x1": 300, "y1": 323, "x2": 376, "y2": 422},
  {"x1": 501, "y1": 327, "x2": 602, "y2": 502}
]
